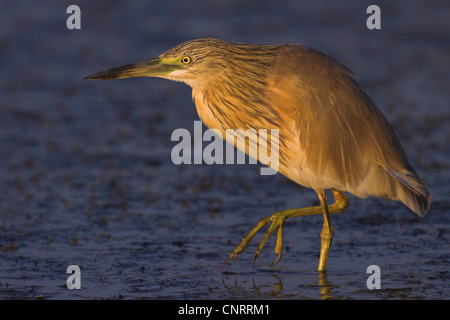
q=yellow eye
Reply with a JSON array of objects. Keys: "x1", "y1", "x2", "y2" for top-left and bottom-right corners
[{"x1": 181, "y1": 56, "x2": 192, "y2": 64}]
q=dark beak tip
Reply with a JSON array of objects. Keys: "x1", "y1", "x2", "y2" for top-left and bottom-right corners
[
  {"x1": 84, "y1": 73, "x2": 102, "y2": 80},
  {"x1": 84, "y1": 73, "x2": 111, "y2": 80}
]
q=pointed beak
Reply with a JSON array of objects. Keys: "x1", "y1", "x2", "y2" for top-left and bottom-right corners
[{"x1": 84, "y1": 58, "x2": 177, "y2": 80}]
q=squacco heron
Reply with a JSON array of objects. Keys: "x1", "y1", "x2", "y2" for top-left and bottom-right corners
[{"x1": 85, "y1": 38, "x2": 430, "y2": 271}]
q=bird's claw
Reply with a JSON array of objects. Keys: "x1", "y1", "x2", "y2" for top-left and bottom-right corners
[{"x1": 223, "y1": 213, "x2": 285, "y2": 268}]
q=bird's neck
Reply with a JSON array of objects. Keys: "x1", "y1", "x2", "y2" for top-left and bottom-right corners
[{"x1": 192, "y1": 88, "x2": 222, "y2": 130}]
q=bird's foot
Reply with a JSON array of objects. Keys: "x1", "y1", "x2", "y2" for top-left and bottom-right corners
[
  {"x1": 224, "y1": 212, "x2": 285, "y2": 268},
  {"x1": 223, "y1": 191, "x2": 349, "y2": 270}
]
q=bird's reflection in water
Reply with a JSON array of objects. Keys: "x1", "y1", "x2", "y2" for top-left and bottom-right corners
[
  {"x1": 317, "y1": 271, "x2": 334, "y2": 299},
  {"x1": 221, "y1": 270, "x2": 335, "y2": 299}
]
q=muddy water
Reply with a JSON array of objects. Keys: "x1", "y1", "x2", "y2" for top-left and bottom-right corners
[{"x1": 0, "y1": 1, "x2": 448, "y2": 299}]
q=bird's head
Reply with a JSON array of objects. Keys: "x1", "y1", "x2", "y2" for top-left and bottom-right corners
[
  {"x1": 85, "y1": 38, "x2": 279, "y2": 91},
  {"x1": 85, "y1": 38, "x2": 223, "y2": 89}
]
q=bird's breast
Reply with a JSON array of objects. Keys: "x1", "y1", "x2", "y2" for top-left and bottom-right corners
[{"x1": 192, "y1": 88, "x2": 283, "y2": 174}]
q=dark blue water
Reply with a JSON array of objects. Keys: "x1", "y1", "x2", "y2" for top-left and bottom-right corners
[{"x1": 0, "y1": 0, "x2": 448, "y2": 299}]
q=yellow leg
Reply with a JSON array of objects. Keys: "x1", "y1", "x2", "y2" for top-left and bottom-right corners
[
  {"x1": 317, "y1": 189, "x2": 333, "y2": 271},
  {"x1": 224, "y1": 190, "x2": 349, "y2": 269}
]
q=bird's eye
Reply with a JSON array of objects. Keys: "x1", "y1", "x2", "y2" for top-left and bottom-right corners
[{"x1": 181, "y1": 56, "x2": 192, "y2": 64}]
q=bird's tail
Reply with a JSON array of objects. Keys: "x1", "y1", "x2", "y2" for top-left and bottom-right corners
[{"x1": 384, "y1": 166, "x2": 430, "y2": 217}]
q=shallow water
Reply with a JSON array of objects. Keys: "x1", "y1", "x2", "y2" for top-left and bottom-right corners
[{"x1": 0, "y1": 1, "x2": 448, "y2": 299}]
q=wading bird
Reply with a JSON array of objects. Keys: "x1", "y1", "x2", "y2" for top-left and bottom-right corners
[{"x1": 85, "y1": 38, "x2": 430, "y2": 271}]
